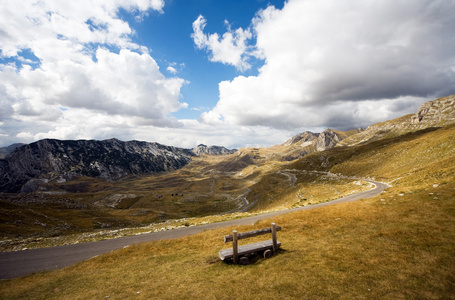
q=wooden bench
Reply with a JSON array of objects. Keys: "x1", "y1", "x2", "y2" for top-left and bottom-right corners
[{"x1": 219, "y1": 223, "x2": 282, "y2": 264}]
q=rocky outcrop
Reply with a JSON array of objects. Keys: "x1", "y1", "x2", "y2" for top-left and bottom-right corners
[
  {"x1": 283, "y1": 131, "x2": 319, "y2": 147},
  {"x1": 283, "y1": 129, "x2": 346, "y2": 151},
  {"x1": 192, "y1": 144, "x2": 237, "y2": 156},
  {"x1": 411, "y1": 95, "x2": 455, "y2": 126},
  {"x1": 315, "y1": 129, "x2": 344, "y2": 151},
  {"x1": 280, "y1": 129, "x2": 351, "y2": 160},
  {"x1": 0, "y1": 138, "x2": 195, "y2": 193}
]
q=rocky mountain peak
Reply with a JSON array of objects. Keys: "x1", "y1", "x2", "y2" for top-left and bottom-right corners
[
  {"x1": 192, "y1": 144, "x2": 237, "y2": 156},
  {"x1": 283, "y1": 129, "x2": 345, "y2": 151},
  {"x1": 283, "y1": 131, "x2": 319, "y2": 147},
  {"x1": 315, "y1": 129, "x2": 344, "y2": 151},
  {"x1": 279, "y1": 128, "x2": 351, "y2": 161},
  {"x1": 0, "y1": 139, "x2": 239, "y2": 193}
]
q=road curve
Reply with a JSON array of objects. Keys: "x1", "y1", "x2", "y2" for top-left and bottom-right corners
[{"x1": 0, "y1": 179, "x2": 388, "y2": 279}]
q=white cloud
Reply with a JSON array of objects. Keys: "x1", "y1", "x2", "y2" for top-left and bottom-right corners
[
  {"x1": 0, "y1": 0, "x2": 189, "y2": 146},
  {"x1": 201, "y1": 0, "x2": 455, "y2": 131},
  {"x1": 166, "y1": 62, "x2": 185, "y2": 75},
  {"x1": 167, "y1": 66, "x2": 177, "y2": 74},
  {"x1": 124, "y1": 119, "x2": 295, "y2": 149},
  {"x1": 0, "y1": 0, "x2": 161, "y2": 58},
  {"x1": 16, "y1": 131, "x2": 34, "y2": 139},
  {"x1": 192, "y1": 15, "x2": 253, "y2": 71}
]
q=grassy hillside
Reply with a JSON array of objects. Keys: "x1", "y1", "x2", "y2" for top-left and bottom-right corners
[
  {"x1": 1, "y1": 124, "x2": 454, "y2": 299},
  {"x1": 239, "y1": 125, "x2": 455, "y2": 213}
]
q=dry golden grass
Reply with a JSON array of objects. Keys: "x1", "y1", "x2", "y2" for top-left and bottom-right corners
[{"x1": 247, "y1": 171, "x2": 372, "y2": 212}]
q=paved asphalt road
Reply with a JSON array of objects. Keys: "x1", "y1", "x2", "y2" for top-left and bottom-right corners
[{"x1": 0, "y1": 180, "x2": 388, "y2": 279}]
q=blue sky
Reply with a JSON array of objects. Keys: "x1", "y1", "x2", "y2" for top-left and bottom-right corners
[
  {"x1": 1, "y1": 0, "x2": 454, "y2": 149},
  {"x1": 124, "y1": 0, "x2": 285, "y2": 119}
]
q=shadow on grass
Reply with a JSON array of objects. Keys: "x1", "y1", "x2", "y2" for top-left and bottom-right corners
[{"x1": 218, "y1": 248, "x2": 288, "y2": 266}]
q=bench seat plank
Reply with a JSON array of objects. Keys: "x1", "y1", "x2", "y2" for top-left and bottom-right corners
[{"x1": 219, "y1": 239, "x2": 281, "y2": 260}]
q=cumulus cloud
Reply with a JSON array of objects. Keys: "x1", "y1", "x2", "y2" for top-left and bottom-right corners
[
  {"x1": 0, "y1": 0, "x2": 188, "y2": 146},
  {"x1": 126, "y1": 119, "x2": 294, "y2": 149},
  {"x1": 192, "y1": 15, "x2": 253, "y2": 71},
  {"x1": 0, "y1": 0, "x2": 165, "y2": 58},
  {"x1": 201, "y1": 0, "x2": 455, "y2": 130}
]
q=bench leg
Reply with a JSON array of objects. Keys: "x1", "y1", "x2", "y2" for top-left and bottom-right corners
[
  {"x1": 232, "y1": 230, "x2": 238, "y2": 264},
  {"x1": 271, "y1": 223, "x2": 278, "y2": 253}
]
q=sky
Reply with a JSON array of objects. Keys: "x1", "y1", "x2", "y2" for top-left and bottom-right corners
[{"x1": 1, "y1": 0, "x2": 454, "y2": 149}]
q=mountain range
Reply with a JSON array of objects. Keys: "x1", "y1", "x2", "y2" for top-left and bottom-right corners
[
  {"x1": 0, "y1": 139, "x2": 236, "y2": 193},
  {"x1": 0, "y1": 94, "x2": 453, "y2": 194}
]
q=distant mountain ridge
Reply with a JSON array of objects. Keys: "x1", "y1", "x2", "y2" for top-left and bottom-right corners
[
  {"x1": 0, "y1": 138, "x2": 236, "y2": 193},
  {"x1": 192, "y1": 144, "x2": 238, "y2": 156},
  {"x1": 0, "y1": 143, "x2": 25, "y2": 159}
]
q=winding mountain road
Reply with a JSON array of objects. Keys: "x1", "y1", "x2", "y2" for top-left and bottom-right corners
[
  {"x1": 0, "y1": 179, "x2": 388, "y2": 279},
  {"x1": 277, "y1": 170, "x2": 297, "y2": 186}
]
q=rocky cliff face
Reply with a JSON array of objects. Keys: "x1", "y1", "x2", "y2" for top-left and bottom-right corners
[
  {"x1": 411, "y1": 95, "x2": 455, "y2": 126},
  {"x1": 0, "y1": 138, "x2": 195, "y2": 193},
  {"x1": 192, "y1": 144, "x2": 237, "y2": 156},
  {"x1": 315, "y1": 129, "x2": 345, "y2": 151},
  {"x1": 283, "y1": 131, "x2": 319, "y2": 147},
  {"x1": 283, "y1": 129, "x2": 348, "y2": 150},
  {"x1": 280, "y1": 128, "x2": 352, "y2": 160}
]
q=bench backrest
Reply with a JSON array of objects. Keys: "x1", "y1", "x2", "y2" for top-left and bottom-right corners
[
  {"x1": 223, "y1": 225, "x2": 282, "y2": 243},
  {"x1": 224, "y1": 223, "x2": 281, "y2": 264}
]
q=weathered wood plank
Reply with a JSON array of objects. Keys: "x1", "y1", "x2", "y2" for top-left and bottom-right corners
[
  {"x1": 224, "y1": 226, "x2": 282, "y2": 243},
  {"x1": 219, "y1": 240, "x2": 281, "y2": 260}
]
